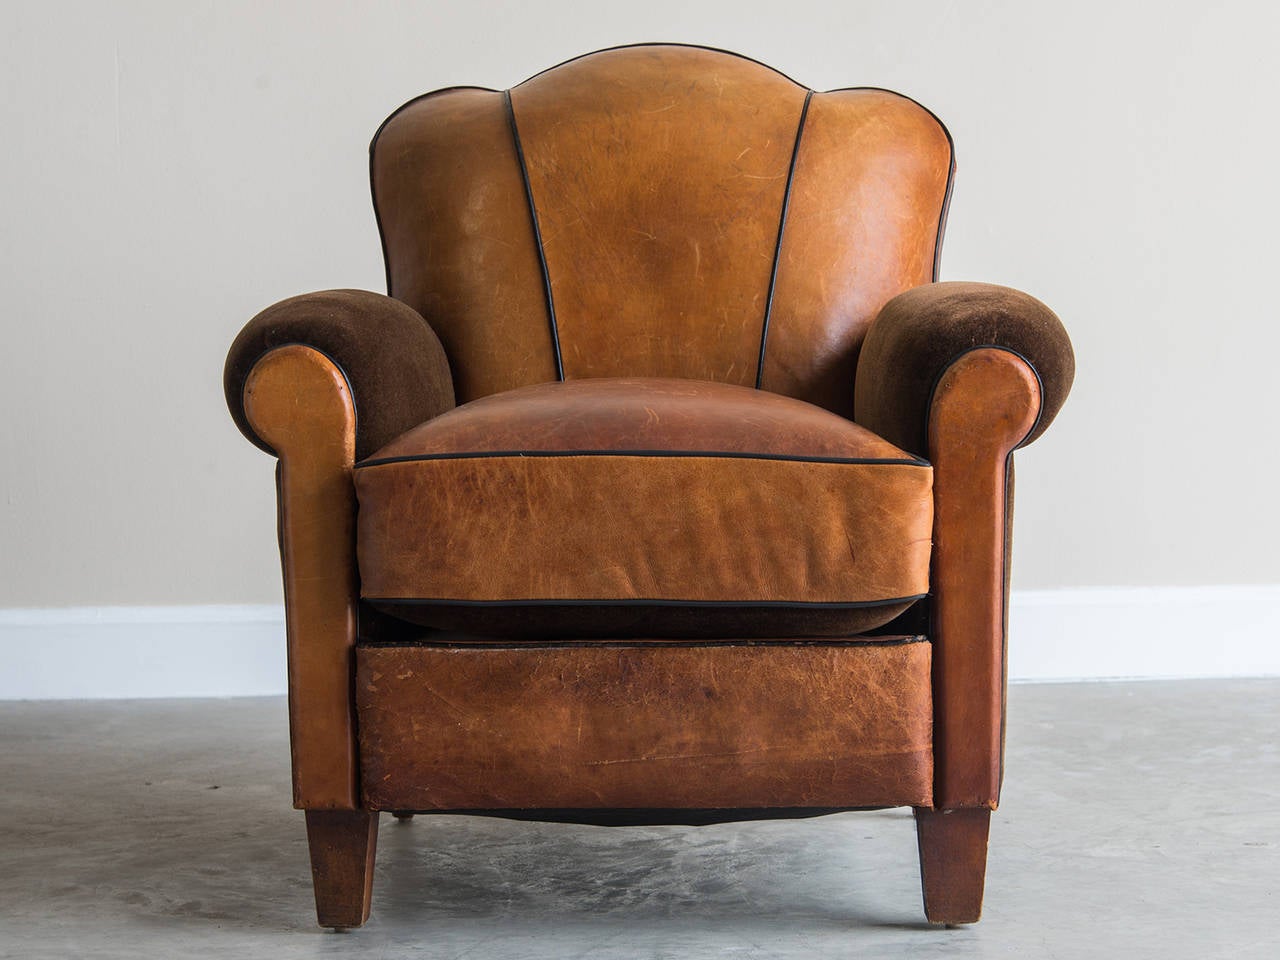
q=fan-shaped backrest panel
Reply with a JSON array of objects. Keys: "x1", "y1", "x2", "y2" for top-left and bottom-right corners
[{"x1": 371, "y1": 45, "x2": 953, "y2": 414}]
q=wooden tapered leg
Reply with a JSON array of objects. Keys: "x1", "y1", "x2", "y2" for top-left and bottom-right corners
[
  {"x1": 305, "y1": 810, "x2": 379, "y2": 929},
  {"x1": 914, "y1": 807, "x2": 990, "y2": 925}
]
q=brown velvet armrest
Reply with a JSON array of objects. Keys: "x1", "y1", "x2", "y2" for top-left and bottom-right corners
[
  {"x1": 853, "y1": 282, "x2": 1074, "y2": 456},
  {"x1": 225, "y1": 289, "x2": 456, "y2": 461}
]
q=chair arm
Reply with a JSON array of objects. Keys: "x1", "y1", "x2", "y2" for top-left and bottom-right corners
[
  {"x1": 853, "y1": 282, "x2": 1074, "y2": 457},
  {"x1": 856, "y1": 282, "x2": 1073, "y2": 811},
  {"x1": 225, "y1": 289, "x2": 455, "y2": 461}
]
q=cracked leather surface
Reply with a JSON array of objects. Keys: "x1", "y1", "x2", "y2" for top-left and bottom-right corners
[
  {"x1": 357, "y1": 642, "x2": 933, "y2": 810},
  {"x1": 372, "y1": 45, "x2": 951, "y2": 413},
  {"x1": 353, "y1": 378, "x2": 933, "y2": 637}
]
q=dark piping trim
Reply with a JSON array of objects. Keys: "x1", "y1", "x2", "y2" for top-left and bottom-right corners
[
  {"x1": 361, "y1": 636, "x2": 928, "y2": 650},
  {"x1": 931, "y1": 121, "x2": 956, "y2": 282},
  {"x1": 756, "y1": 89, "x2": 814, "y2": 389},
  {"x1": 504, "y1": 89, "x2": 564, "y2": 380},
  {"x1": 365, "y1": 59, "x2": 957, "y2": 383},
  {"x1": 356, "y1": 449, "x2": 930, "y2": 469},
  {"x1": 366, "y1": 594, "x2": 929, "y2": 610}
]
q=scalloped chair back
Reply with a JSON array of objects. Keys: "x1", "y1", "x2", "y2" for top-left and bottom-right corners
[{"x1": 371, "y1": 44, "x2": 953, "y2": 415}]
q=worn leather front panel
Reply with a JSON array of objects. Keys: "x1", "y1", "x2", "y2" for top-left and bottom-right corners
[
  {"x1": 358, "y1": 453, "x2": 930, "y2": 604},
  {"x1": 357, "y1": 642, "x2": 934, "y2": 810}
]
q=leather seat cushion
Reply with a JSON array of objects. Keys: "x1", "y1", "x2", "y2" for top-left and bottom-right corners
[{"x1": 353, "y1": 378, "x2": 933, "y2": 638}]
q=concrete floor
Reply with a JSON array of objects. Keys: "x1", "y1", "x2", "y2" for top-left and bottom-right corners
[{"x1": 1, "y1": 680, "x2": 1277, "y2": 959}]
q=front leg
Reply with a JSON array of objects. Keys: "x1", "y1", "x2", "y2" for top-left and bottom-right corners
[
  {"x1": 244, "y1": 343, "x2": 361, "y2": 809},
  {"x1": 306, "y1": 811, "x2": 380, "y2": 929},
  {"x1": 245, "y1": 345, "x2": 374, "y2": 927},
  {"x1": 914, "y1": 807, "x2": 990, "y2": 925}
]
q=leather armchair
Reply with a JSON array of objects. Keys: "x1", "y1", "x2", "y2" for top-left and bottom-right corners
[{"x1": 225, "y1": 44, "x2": 1073, "y2": 929}]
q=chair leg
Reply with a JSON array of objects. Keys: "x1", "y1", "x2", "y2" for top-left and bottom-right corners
[
  {"x1": 305, "y1": 810, "x2": 379, "y2": 929},
  {"x1": 914, "y1": 807, "x2": 990, "y2": 925}
]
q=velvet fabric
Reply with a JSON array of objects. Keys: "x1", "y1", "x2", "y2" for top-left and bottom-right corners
[
  {"x1": 853, "y1": 281, "x2": 1075, "y2": 457},
  {"x1": 224, "y1": 289, "x2": 456, "y2": 461}
]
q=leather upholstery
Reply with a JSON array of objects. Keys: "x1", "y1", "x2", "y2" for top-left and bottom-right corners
[
  {"x1": 363, "y1": 376, "x2": 926, "y2": 460},
  {"x1": 357, "y1": 641, "x2": 934, "y2": 810},
  {"x1": 372, "y1": 44, "x2": 952, "y2": 414},
  {"x1": 926, "y1": 348, "x2": 1042, "y2": 809},
  {"x1": 242, "y1": 345, "x2": 361, "y2": 809},
  {"x1": 354, "y1": 378, "x2": 933, "y2": 638},
  {"x1": 222, "y1": 42, "x2": 1076, "y2": 928}
]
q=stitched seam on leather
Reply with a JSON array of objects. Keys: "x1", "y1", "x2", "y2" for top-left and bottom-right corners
[
  {"x1": 365, "y1": 642, "x2": 929, "y2": 650},
  {"x1": 365, "y1": 595, "x2": 928, "y2": 608},
  {"x1": 504, "y1": 88, "x2": 564, "y2": 380},
  {"x1": 999, "y1": 455, "x2": 1012, "y2": 798},
  {"x1": 932, "y1": 127, "x2": 956, "y2": 281},
  {"x1": 755, "y1": 89, "x2": 813, "y2": 390},
  {"x1": 357, "y1": 450, "x2": 930, "y2": 468}
]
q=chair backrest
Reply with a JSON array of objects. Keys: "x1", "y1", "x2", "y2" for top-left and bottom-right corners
[{"x1": 371, "y1": 44, "x2": 953, "y2": 416}]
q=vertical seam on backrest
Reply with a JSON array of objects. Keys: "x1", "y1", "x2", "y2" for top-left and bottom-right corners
[
  {"x1": 504, "y1": 89, "x2": 565, "y2": 380},
  {"x1": 931, "y1": 123, "x2": 956, "y2": 282},
  {"x1": 756, "y1": 89, "x2": 814, "y2": 390}
]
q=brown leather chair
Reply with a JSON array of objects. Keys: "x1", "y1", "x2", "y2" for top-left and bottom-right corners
[{"x1": 224, "y1": 43, "x2": 1073, "y2": 929}]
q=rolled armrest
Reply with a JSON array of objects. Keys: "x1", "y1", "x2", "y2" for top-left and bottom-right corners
[
  {"x1": 853, "y1": 282, "x2": 1074, "y2": 457},
  {"x1": 225, "y1": 289, "x2": 455, "y2": 461}
]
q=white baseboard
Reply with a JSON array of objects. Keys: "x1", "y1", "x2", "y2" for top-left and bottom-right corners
[
  {"x1": 0, "y1": 605, "x2": 286, "y2": 700},
  {"x1": 1006, "y1": 584, "x2": 1280, "y2": 682},
  {"x1": 1, "y1": 586, "x2": 1277, "y2": 699}
]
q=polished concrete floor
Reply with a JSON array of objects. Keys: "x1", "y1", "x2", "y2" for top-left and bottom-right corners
[{"x1": 2, "y1": 679, "x2": 1277, "y2": 958}]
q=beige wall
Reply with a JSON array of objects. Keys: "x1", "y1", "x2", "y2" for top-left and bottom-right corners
[{"x1": 2, "y1": 1, "x2": 1276, "y2": 607}]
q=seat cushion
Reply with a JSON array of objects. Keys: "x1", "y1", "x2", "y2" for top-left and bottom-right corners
[{"x1": 353, "y1": 378, "x2": 933, "y2": 638}]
